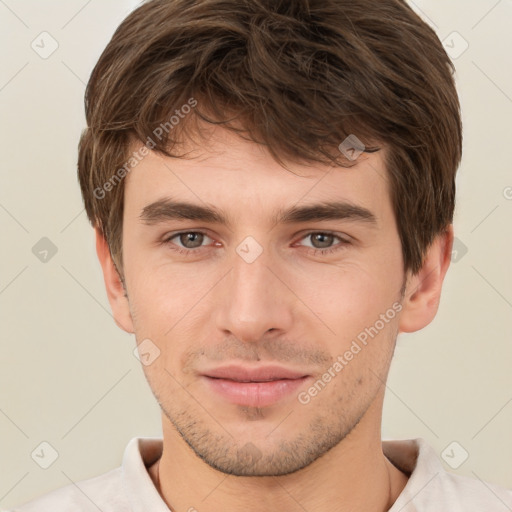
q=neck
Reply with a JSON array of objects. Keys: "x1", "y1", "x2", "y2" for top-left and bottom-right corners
[{"x1": 149, "y1": 406, "x2": 409, "y2": 512}]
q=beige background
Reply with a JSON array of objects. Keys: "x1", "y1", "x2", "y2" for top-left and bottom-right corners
[{"x1": 1, "y1": 0, "x2": 511, "y2": 508}]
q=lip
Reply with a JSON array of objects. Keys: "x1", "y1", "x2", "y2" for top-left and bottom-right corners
[
  {"x1": 202, "y1": 365, "x2": 309, "y2": 382},
  {"x1": 200, "y1": 365, "x2": 311, "y2": 408}
]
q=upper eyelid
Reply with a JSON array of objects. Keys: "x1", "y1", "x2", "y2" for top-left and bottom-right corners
[{"x1": 165, "y1": 230, "x2": 213, "y2": 239}]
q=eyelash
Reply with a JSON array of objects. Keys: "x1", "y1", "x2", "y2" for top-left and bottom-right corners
[{"x1": 161, "y1": 231, "x2": 350, "y2": 257}]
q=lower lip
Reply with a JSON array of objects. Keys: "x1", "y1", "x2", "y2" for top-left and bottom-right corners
[{"x1": 202, "y1": 376, "x2": 310, "y2": 407}]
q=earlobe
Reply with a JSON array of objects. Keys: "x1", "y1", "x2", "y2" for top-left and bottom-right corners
[
  {"x1": 398, "y1": 225, "x2": 454, "y2": 333},
  {"x1": 94, "y1": 227, "x2": 135, "y2": 334}
]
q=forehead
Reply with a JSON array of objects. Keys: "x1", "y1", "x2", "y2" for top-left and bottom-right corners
[{"x1": 123, "y1": 126, "x2": 391, "y2": 224}]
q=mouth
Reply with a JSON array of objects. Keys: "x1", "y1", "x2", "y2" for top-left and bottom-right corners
[{"x1": 200, "y1": 365, "x2": 311, "y2": 408}]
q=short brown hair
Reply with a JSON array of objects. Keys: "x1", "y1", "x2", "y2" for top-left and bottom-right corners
[{"x1": 78, "y1": 0, "x2": 462, "y2": 276}]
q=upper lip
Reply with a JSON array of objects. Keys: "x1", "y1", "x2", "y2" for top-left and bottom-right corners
[{"x1": 201, "y1": 365, "x2": 309, "y2": 382}]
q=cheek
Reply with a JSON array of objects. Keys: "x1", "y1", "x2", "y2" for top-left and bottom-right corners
[
  {"x1": 294, "y1": 260, "x2": 400, "y2": 329},
  {"x1": 125, "y1": 234, "x2": 403, "y2": 355},
  {"x1": 125, "y1": 261, "x2": 221, "y2": 379},
  {"x1": 126, "y1": 257, "x2": 212, "y2": 326}
]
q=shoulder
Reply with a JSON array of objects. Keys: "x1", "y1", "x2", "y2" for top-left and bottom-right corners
[
  {"x1": 435, "y1": 470, "x2": 512, "y2": 510},
  {"x1": 9, "y1": 437, "x2": 162, "y2": 512},
  {"x1": 411, "y1": 468, "x2": 512, "y2": 511},
  {"x1": 10, "y1": 467, "x2": 127, "y2": 512},
  {"x1": 386, "y1": 438, "x2": 512, "y2": 511}
]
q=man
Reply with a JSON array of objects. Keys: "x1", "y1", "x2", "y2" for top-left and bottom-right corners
[{"x1": 13, "y1": 0, "x2": 512, "y2": 510}]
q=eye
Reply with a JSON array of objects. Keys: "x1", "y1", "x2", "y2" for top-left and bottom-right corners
[
  {"x1": 162, "y1": 231, "x2": 214, "y2": 254},
  {"x1": 296, "y1": 231, "x2": 351, "y2": 256},
  {"x1": 161, "y1": 230, "x2": 351, "y2": 257}
]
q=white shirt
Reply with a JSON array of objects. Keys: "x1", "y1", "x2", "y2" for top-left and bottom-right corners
[{"x1": 11, "y1": 437, "x2": 512, "y2": 511}]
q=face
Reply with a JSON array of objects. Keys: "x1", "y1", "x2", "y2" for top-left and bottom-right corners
[{"x1": 117, "y1": 126, "x2": 408, "y2": 476}]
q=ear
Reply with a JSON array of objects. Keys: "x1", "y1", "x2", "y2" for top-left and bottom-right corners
[
  {"x1": 95, "y1": 227, "x2": 135, "y2": 334},
  {"x1": 398, "y1": 225, "x2": 454, "y2": 333}
]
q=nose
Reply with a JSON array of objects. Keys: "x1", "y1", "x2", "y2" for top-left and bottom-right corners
[{"x1": 213, "y1": 243, "x2": 294, "y2": 343}]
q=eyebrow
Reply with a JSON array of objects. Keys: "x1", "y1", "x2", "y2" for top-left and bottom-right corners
[{"x1": 140, "y1": 198, "x2": 377, "y2": 227}]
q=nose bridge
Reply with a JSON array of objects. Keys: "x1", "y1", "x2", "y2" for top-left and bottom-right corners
[
  {"x1": 214, "y1": 238, "x2": 292, "y2": 341},
  {"x1": 232, "y1": 244, "x2": 272, "y2": 301}
]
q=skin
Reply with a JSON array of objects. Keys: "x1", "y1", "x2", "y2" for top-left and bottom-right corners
[{"x1": 96, "y1": 124, "x2": 453, "y2": 512}]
